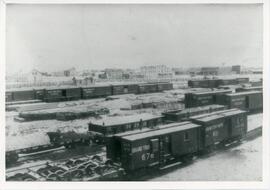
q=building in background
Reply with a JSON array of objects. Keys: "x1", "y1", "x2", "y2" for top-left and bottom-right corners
[
  {"x1": 140, "y1": 65, "x2": 173, "y2": 79},
  {"x1": 104, "y1": 69, "x2": 124, "y2": 79},
  {"x1": 200, "y1": 67, "x2": 219, "y2": 75},
  {"x1": 172, "y1": 68, "x2": 186, "y2": 75},
  {"x1": 64, "y1": 67, "x2": 76, "y2": 77},
  {"x1": 232, "y1": 65, "x2": 241, "y2": 74}
]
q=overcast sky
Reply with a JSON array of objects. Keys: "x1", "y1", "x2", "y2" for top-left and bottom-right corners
[{"x1": 6, "y1": 4, "x2": 262, "y2": 74}]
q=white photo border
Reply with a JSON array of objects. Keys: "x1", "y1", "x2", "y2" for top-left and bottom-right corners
[{"x1": 0, "y1": 0, "x2": 269, "y2": 189}]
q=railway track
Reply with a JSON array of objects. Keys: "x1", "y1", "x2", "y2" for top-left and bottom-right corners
[
  {"x1": 6, "y1": 126, "x2": 262, "y2": 181},
  {"x1": 133, "y1": 126, "x2": 263, "y2": 181},
  {"x1": 6, "y1": 144, "x2": 104, "y2": 170}
]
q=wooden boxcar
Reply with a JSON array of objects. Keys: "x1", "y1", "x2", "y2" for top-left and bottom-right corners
[
  {"x1": 88, "y1": 113, "x2": 163, "y2": 141},
  {"x1": 5, "y1": 91, "x2": 13, "y2": 102},
  {"x1": 109, "y1": 122, "x2": 201, "y2": 171},
  {"x1": 185, "y1": 89, "x2": 232, "y2": 108},
  {"x1": 156, "y1": 82, "x2": 174, "y2": 91},
  {"x1": 246, "y1": 91, "x2": 263, "y2": 112},
  {"x1": 250, "y1": 80, "x2": 262, "y2": 87},
  {"x1": 81, "y1": 85, "x2": 112, "y2": 99},
  {"x1": 34, "y1": 89, "x2": 46, "y2": 100},
  {"x1": 190, "y1": 111, "x2": 229, "y2": 149},
  {"x1": 47, "y1": 131, "x2": 90, "y2": 148},
  {"x1": 236, "y1": 78, "x2": 249, "y2": 84},
  {"x1": 190, "y1": 109, "x2": 247, "y2": 149},
  {"x1": 236, "y1": 86, "x2": 262, "y2": 92},
  {"x1": 137, "y1": 83, "x2": 158, "y2": 94},
  {"x1": 216, "y1": 93, "x2": 247, "y2": 110},
  {"x1": 217, "y1": 79, "x2": 237, "y2": 86},
  {"x1": 11, "y1": 89, "x2": 36, "y2": 101},
  {"x1": 216, "y1": 91, "x2": 263, "y2": 112},
  {"x1": 163, "y1": 104, "x2": 226, "y2": 122},
  {"x1": 64, "y1": 87, "x2": 81, "y2": 100},
  {"x1": 106, "y1": 121, "x2": 188, "y2": 162},
  {"x1": 111, "y1": 84, "x2": 138, "y2": 95},
  {"x1": 188, "y1": 80, "x2": 213, "y2": 88},
  {"x1": 221, "y1": 109, "x2": 247, "y2": 139},
  {"x1": 44, "y1": 88, "x2": 66, "y2": 102}
]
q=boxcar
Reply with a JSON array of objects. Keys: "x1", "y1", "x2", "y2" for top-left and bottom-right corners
[
  {"x1": 5, "y1": 91, "x2": 13, "y2": 102},
  {"x1": 110, "y1": 122, "x2": 201, "y2": 171},
  {"x1": 127, "y1": 84, "x2": 140, "y2": 94},
  {"x1": 190, "y1": 111, "x2": 229, "y2": 149},
  {"x1": 216, "y1": 91, "x2": 263, "y2": 112},
  {"x1": 163, "y1": 104, "x2": 226, "y2": 122},
  {"x1": 12, "y1": 89, "x2": 36, "y2": 101},
  {"x1": 44, "y1": 88, "x2": 65, "y2": 102},
  {"x1": 137, "y1": 83, "x2": 158, "y2": 94},
  {"x1": 34, "y1": 89, "x2": 45, "y2": 100},
  {"x1": 236, "y1": 86, "x2": 262, "y2": 92},
  {"x1": 185, "y1": 89, "x2": 231, "y2": 108},
  {"x1": 156, "y1": 82, "x2": 173, "y2": 91},
  {"x1": 88, "y1": 113, "x2": 163, "y2": 140},
  {"x1": 207, "y1": 79, "x2": 218, "y2": 88},
  {"x1": 236, "y1": 78, "x2": 249, "y2": 84},
  {"x1": 188, "y1": 80, "x2": 211, "y2": 88},
  {"x1": 250, "y1": 80, "x2": 262, "y2": 87},
  {"x1": 222, "y1": 109, "x2": 247, "y2": 139},
  {"x1": 246, "y1": 91, "x2": 263, "y2": 112},
  {"x1": 47, "y1": 131, "x2": 90, "y2": 147},
  {"x1": 112, "y1": 84, "x2": 139, "y2": 95},
  {"x1": 81, "y1": 85, "x2": 112, "y2": 99},
  {"x1": 190, "y1": 109, "x2": 247, "y2": 148},
  {"x1": 216, "y1": 93, "x2": 247, "y2": 110},
  {"x1": 217, "y1": 79, "x2": 237, "y2": 86},
  {"x1": 64, "y1": 87, "x2": 81, "y2": 100},
  {"x1": 106, "y1": 121, "x2": 189, "y2": 161}
]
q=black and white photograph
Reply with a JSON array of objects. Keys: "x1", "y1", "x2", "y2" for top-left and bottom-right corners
[{"x1": 1, "y1": 0, "x2": 269, "y2": 189}]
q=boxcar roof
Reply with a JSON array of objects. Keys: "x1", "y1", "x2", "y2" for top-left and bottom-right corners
[
  {"x1": 242, "y1": 86, "x2": 262, "y2": 89},
  {"x1": 190, "y1": 109, "x2": 246, "y2": 122},
  {"x1": 163, "y1": 104, "x2": 225, "y2": 115},
  {"x1": 226, "y1": 90, "x2": 262, "y2": 96},
  {"x1": 191, "y1": 89, "x2": 231, "y2": 95},
  {"x1": 90, "y1": 113, "x2": 162, "y2": 127},
  {"x1": 114, "y1": 121, "x2": 191, "y2": 138},
  {"x1": 122, "y1": 122, "x2": 200, "y2": 141}
]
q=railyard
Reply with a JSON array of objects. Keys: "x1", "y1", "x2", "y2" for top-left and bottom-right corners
[{"x1": 5, "y1": 76, "x2": 263, "y2": 181}]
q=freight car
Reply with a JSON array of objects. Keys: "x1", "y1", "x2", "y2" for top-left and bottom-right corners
[
  {"x1": 187, "y1": 78, "x2": 250, "y2": 88},
  {"x1": 46, "y1": 131, "x2": 92, "y2": 148},
  {"x1": 6, "y1": 143, "x2": 61, "y2": 166},
  {"x1": 44, "y1": 87, "x2": 82, "y2": 102},
  {"x1": 190, "y1": 109, "x2": 247, "y2": 146},
  {"x1": 6, "y1": 82, "x2": 173, "y2": 103},
  {"x1": 156, "y1": 82, "x2": 174, "y2": 92},
  {"x1": 217, "y1": 79, "x2": 237, "y2": 86},
  {"x1": 88, "y1": 113, "x2": 163, "y2": 143},
  {"x1": 216, "y1": 91, "x2": 263, "y2": 112},
  {"x1": 137, "y1": 83, "x2": 158, "y2": 94},
  {"x1": 162, "y1": 104, "x2": 226, "y2": 123},
  {"x1": 6, "y1": 89, "x2": 36, "y2": 102},
  {"x1": 250, "y1": 80, "x2": 262, "y2": 87},
  {"x1": 107, "y1": 109, "x2": 247, "y2": 172},
  {"x1": 81, "y1": 85, "x2": 112, "y2": 99},
  {"x1": 185, "y1": 89, "x2": 232, "y2": 108},
  {"x1": 236, "y1": 86, "x2": 262, "y2": 92},
  {"x1": 187, "y1": 79, "x2": 217, "y2": 88},
  {"x1": 235, "y1": 78, "x2": 249, "y2": 84},
  {"x1": 6, "y1": 131, "x2": 91, "y2": 165},
  {"x1": 111, "y1": 84, "x2": 139, "y2": 95}
]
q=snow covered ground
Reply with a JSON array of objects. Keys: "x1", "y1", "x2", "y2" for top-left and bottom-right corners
[
  {"x1": 151, "y1": 137, "x2": 262, "y2": 181},
  {"x1": 248, "y1": 113, "x2": 263, "y2": 131}
]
